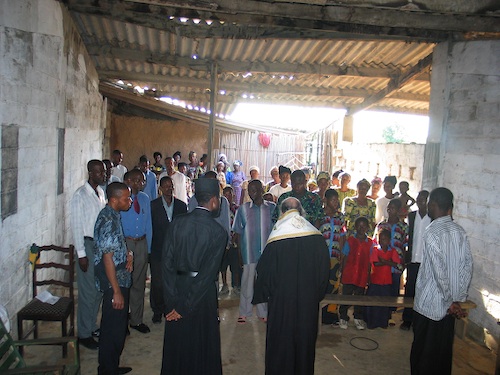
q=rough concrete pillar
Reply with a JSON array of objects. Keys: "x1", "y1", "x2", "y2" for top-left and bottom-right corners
[{"x1": 425, "y1": 39, "x2": 500, "y2": 348}]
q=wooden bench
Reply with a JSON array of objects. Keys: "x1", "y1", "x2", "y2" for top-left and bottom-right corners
[{"x1": 319, "y1": 295, "x2": 477, "y2": 336}]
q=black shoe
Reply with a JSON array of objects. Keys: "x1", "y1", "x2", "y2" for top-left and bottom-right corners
[
  {"x1": 152, "y1": 313, "x2": 163, "y2": 324},
  {"x1": 118, "y1": 367, "x2": 132, "y2": 374},
  {"x1": 92, "y1": 328, "x2": 100, "y2": 338},
  {"x1": 130, "y1": 323, "x2": 151, "y2": 333},
  {"x1": 79, "y1": 336, "x2": 99, "y2": 350},
  {"x1": 400, "y1": 321, "x2": 411, "y2": 331}
]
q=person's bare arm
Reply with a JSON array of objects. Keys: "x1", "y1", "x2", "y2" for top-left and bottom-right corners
[{"x1": 103, "y1": 252, "x2": 124, "y2": 310}]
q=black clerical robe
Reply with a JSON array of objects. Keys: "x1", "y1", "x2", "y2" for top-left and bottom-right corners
[
  {"x1": 161, "y1": 207, "x2": 227, "y2": 375},
  {"x1": 253, "y1": 234, "x2": 330, "y2": 375}
]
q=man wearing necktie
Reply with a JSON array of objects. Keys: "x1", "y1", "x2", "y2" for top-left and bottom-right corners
[{"x1": 121, "y1": 169, "x2": 153, "y2": 334}]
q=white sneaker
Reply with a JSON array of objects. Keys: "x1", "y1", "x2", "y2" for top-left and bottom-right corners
[
  {"x1": 339, "y1": 319, "x2": 348, "y2": 329},
  {"x1": 219, "y1": 285, "x2": 229, "y2": 295},
  {"x1": 354, "y1": 318, "x2": 366, "y2": 330}
]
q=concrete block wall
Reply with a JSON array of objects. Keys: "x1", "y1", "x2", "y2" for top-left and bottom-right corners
[
  {"x1": 0, "y1": 0, "x2": 105, "y2": 332},
  {"x1": 429, "y1": 40, "x2": 500, "y2": 342},
  {"x1": 338, "y1": 142, "x2": 425, "y2": 198}
]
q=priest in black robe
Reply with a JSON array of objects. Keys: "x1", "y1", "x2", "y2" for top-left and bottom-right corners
[
  {"x1": 161, "y1": 178, "x2": 227, "y2": 375},
  {"x1": 253, "y1": 197, "x2": 330, "y2": 375}
]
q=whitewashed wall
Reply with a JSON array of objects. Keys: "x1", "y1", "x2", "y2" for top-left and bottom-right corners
[{"x1": 0, "y1": 0, "x2": 105, "y2": 333}]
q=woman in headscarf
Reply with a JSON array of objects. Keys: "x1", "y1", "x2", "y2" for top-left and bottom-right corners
[
  {"x1": 336, "y1": 172, "x2": 356, "y2": 208},
  {"x1": 230, "y1": 160, "x2": 246, "y2": 205},
  {"x1": 342, "y1": 178, "x2": 376, "y2": 236},
  {"x1": 314, "y1": 171, "x2": 331, "y2": 205}
]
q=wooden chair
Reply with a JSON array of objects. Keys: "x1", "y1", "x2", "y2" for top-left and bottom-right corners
[
  {"x1": 0, "y1": 319, "x2": 79, "y2": 374},
  {"x1": 17, "y1": 244, "x2": 75, "y2": 357}
]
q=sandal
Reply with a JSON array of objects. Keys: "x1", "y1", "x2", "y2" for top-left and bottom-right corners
[{"x1": 237, "y1": 316, "x2": 246, "y2": 324}]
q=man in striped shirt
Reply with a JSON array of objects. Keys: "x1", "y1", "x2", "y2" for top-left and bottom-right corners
[{"x1": 410, "y1": 187, "x2": 473, "y2": 375}]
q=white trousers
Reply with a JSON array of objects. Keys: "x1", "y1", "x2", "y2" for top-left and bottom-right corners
[{"x1": 239, "y1": 263, "x2": 267, "y2": 318}]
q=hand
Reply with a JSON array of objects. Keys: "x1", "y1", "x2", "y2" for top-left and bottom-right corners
[
  {"x1": 126, "y1": 251, "x2": 134, "y2": 272},
  {"x1": 78, "y1": 257, "x2": 89, "y2": 272},
  {"x1": 165, "y1": 309, "x2": 182, "y2": 321},
  {"x1": 448, "y1": 302, "x2": 467, "y2": 319},
  {"x1": 112, "y1": 290, "x2": 125, "y2": 310}
]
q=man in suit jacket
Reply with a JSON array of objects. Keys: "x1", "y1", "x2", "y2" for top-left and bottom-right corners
[
  {"x1": 150, "y1": 175, "x2": 187, "y2": 324},
  {"x1": 400, "y1": 190, "x2": 430, "y2": 331}
]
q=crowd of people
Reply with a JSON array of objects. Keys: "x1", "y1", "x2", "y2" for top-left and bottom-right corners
[{"x1": 70, "y1": 149, "x2": 472, "y2": 375}]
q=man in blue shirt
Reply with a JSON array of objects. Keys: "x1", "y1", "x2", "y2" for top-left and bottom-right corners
[
  {"x1": 122, "y1": 169, "x2": 153, "y2": 333},
  {"x1": 233, "y1": 180, "x2": 275, "y2": 323},
  {"x1": 94, "y1": 182, "x2": 134, "y2": 375},
  {"x1": 139, "y1": 155, "x2": 158, "y2": 201}
]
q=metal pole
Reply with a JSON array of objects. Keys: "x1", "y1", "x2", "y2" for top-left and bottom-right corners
[{"x1": 207, "y1": 62, "x2": 218, "y2": 170}]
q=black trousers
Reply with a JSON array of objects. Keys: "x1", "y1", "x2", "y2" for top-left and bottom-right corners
[
  {"x1": 98, "y1": 287, "x2": 130, "y2": 375},
  {"x1": 150, "y1": 257, "x2": 164, "y2": 315},
  {"x1": 402, "y1": 262, "x2": 420, "y2": 323},
  {"x1": 339, "y1": 284, "x2": 365, "y2": 321},
  {"x1": 410, "y1": 311, "x2": 455, "y2": 375}
]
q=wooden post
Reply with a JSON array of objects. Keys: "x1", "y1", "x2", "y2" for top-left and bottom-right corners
[{"x1": 207, "y1": 62, "x2": 218, "y2": 170}]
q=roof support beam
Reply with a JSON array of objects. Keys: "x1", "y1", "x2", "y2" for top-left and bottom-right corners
[
  {"x1": 139, "y1": 90, "x2": 429, "y2": 104},
  {"x1": 85, "y1": 44, "x2": 429, "y2": 80},
  {"x1": 99, "y1": 70, "x2": 430, "y2": 102},
  {"x1": 64, "y1": 0, "x2": 500, "y2": 41},
  {"x1": 346, "y1": 53, "x2": 433, "y2": 116}
]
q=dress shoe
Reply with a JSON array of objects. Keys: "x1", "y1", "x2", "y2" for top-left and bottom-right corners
[
  {"x1": 130, "y1": 323, "x2": 150, "y2": 333},
  {"x1": 152, "y1": 313, "x2": 163, "y2": 324},
  {"x1": 79, "y1": 336, "x2": 99, "y2": 350},
  {"x1": 118, "y1": 367, "x2": 133, "y2": 374}
]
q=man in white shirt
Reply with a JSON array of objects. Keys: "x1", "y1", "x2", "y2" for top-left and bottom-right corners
[
  {"x1": 159, "y1": 156, "x2": 188, "y2": 204},
  {"x1": 400, "y1": 190, "x2": 430, "y2": 331},
  {"x1": 411, "y1": 187, "x2": 473, "y2": 375},
  {"x1": 70, "y1": 160, "x2": 106, "y2": 350},
  {"x1": 111, "y1": 149, "x2": 127, "y2": 182},
  {"x1": 268, "y1": 165, "x2": 292, "y2": 202}
]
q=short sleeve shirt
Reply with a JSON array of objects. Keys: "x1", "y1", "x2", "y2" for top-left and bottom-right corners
[
  {"x1": 274, "y1": 190, "x2": 324, "y2": 225},
  {"x1": 319, "y1": 212, "x2": 346, "y2": 259},
  {"x1": 94, "y1": 205, "x2": 132, "y2": 292}
]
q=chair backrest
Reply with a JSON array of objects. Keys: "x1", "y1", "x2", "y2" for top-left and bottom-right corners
[
  {"x1": 32, "y1": 244, "x2": 75, "y2": 301},
  {"x1": 0, "y1": 319, "x2": 25, "y2": 370}
]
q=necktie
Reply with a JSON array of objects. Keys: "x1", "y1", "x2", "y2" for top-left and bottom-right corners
[{"x1": 133, "y1": 196, "x2": 140, "y2": 214}]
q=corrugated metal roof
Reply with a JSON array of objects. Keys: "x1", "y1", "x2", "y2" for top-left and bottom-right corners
[{"x1": 68, "y1": 5, "x2": 438, "y2": 119}]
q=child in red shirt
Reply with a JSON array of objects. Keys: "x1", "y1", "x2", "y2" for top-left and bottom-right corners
[
  {"x1": 339, "y1": 217, "x2": 374, "y2": 330},
  {"x1": 365, "y1": 229, "x2": 401, "y2": 329}
]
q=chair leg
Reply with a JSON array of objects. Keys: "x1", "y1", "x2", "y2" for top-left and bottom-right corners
[
  {"x1": 70, "y1": 309, "x2": 75, "y2": 336},
  {"x1": 33, "y1": 320, "x2": 38, "y2": 339},
  {"x1": 62, "y1": 319, "x2": 68, "y2": 358},
  {"x1": 17, "y1": 317, "x2": 24, "y2": 356}
]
